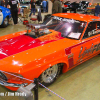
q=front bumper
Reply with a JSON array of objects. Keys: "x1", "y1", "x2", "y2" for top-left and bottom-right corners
[{"x1": 0, "y1": 79, "x2": 28, "y2": 87}]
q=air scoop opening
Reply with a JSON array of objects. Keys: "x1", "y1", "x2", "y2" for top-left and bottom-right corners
[{"x1": 25, "y1": 24, "x2": 51, "y2": 38}]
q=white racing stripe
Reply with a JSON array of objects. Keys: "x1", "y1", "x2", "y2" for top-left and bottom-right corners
[{"x1": 0, "y1": 12, "x2": 3, "y2": 25}]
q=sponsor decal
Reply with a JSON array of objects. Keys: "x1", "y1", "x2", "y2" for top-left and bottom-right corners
[
  {"x1": 79, "y1": 43, "x2": 100, "y2": 60},
  {"x1": 88, "y1": 29, "x2": 100, "y2": 37},
  {"x1": 53, "y1": 16, "x2": 79, "y2": 23},
  {"x1": 6, "y1": 10, "x2": 10, "y2": 14}
]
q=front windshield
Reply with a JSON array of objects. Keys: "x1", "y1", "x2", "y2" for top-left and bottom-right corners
[{"x1": 43, "y1": 16, "x2": 87, "y2": 39}]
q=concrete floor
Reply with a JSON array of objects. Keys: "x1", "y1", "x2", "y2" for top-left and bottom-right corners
[{"x1": 0, "y1": 15, "x2": 100, "y2": 100}]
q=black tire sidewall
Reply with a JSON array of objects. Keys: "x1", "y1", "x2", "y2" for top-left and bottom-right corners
[
  {"x1": 2, "y1": 17, "x2": 9, "y2": 28},
  {"x1": 39, "y1": 64, "x2": 61, "y2": 87}
]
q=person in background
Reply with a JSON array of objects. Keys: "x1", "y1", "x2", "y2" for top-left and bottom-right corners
[
  {"x1": 94, "y1": 3, "x2": 100, "y2": 16},
  {"x1": 7, "y1": 0, "x2": 20, "y2": 25},
  {"x1": 42, "y1": 0, "x2": 47, "y2": 12},
  {"x1": 5, "y1": 0, "x2": 8, "y2": 7},
  {"x1": 37, "y1": 8, "x2": 42, "y2": 22},
  {"x1": 46, "y1": 0, "x2": 48, "y2": 12},
  {"x1": 1, "y1": 0, "x2": 5, "y2": 7},
  {"x1": 29, "y1": 0, "x2": 36, "y2": 17},
  {"x1": 71, "y1": 1, "x2": 77, "y2": 13},
  {"x1": 52, "y1": 0, "x2": 62, "y2": 14},
  {"x1": 36, "y1": 0, "x2": 41, "y2": 6},
  {"x1": 36, "y1": 0, "x2": 41, "y2": 13}
]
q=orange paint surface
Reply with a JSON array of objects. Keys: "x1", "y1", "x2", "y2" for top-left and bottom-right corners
[{"x1": 0, "y1": 13, "x2": 100, "y2": 91}]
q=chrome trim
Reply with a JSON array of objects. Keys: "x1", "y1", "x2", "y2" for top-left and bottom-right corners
[
  {"x1": 0, "y1": 79, "x2": 28, "y2": 87},
  {"x1": 0, "y1": 71, "x2": 8, "y2": 81}
]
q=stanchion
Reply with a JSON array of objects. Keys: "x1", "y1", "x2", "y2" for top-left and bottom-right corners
[
  {"x1": 17, "y1": 78, "x2": 39, "y2": 100},
  {"x1": 34, "y1": 78, "x2": 39, "y2": 100}
]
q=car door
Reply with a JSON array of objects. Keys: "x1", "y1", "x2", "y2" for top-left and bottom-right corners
[
  {"x1": 77, "y1": 21, "x2": 100, "y2": 63},
  {"x1": 0, "y1": 9, "x2": 3, "y2": 25}
]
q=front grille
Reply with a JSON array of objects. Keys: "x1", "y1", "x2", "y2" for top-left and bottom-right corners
[{"x1": 0, "y1": 71, "x2": 7, "y2": 81}]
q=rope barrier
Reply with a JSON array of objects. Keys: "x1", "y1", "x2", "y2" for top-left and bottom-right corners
[
  {"x1": 39, "y1": 82, "x2": 66, "y2": 100},
  {"x1": 0, "y1": 70, "x2": 66, "y2": 100},
  {"x1": 0, "y1": 70, "x2": 33, "y2": 82}
]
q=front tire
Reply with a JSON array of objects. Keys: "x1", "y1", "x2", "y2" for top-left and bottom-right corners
[
  {"x1": 39, "y1": 64, "x2": 61, "y2": 87},
  {"x1": 1, "y1": 17, "x2": 9, "y2": 28}
]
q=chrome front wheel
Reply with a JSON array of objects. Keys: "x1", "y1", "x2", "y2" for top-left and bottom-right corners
[{"x1": 39, "y1": 64, "x2": 60, "y2": 87}]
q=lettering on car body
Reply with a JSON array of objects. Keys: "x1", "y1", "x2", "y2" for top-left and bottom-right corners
[
  {"x1": 53, "y1": 16, "x2": 79, "y2": 23},
  {"x1": 78, "y1": 43, "x2": 100, "y2": 60},
  {"x1": 88, "y1": 29, "x2": 100, "y2": 37}
]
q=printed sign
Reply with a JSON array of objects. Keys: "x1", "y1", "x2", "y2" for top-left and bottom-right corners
[
  {"x1": 12, "y1": 1, "x2": 17, "y2": 4},
  {"x1": 68, "y1": 32, "x2": 81, "y2": 39}
]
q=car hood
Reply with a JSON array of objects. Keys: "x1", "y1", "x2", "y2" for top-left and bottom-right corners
[
  {"x1": 0, "y1": 31, "x2": 80, "y2": 73},
  {"x1": 0, "y1": 31, "x2": 63, "y2": 60}
]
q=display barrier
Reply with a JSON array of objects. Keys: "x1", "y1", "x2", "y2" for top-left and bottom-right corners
[
  {"x1": 17, "y1": 78, "x2": 38, "y2": 100},
  {"x1": 0, "y1": 70, "x2": 66, "y2": 100},
  {"x1": 17, "y1": 83, "x2": 35, "y2": 100}
]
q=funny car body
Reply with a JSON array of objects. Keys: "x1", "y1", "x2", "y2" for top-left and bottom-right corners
[
  {"x1": 0, "y1": 13, "x2": 100, "y2": 91},
  {"x1": 0, "y1": 6, "x2": 11, "y2": 27}
]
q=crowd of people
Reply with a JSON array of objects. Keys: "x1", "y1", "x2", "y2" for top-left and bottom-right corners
[
  {"x1": 0, "y1": 0, "x2": 63, "y2": 25},
  {"x1": 94, "y1": 3, "x2": 100, "y2": 16},
  {"x1": 2, "y1": 0, "x2": 100, "y2": 26},
  {"x1": 52, "y1": 0, "x2": 62, "y2": 14},
  {"x1": 0, "y1": 0, "x2": 50, "y2": 24},
  {"x1": 0, "y1": 0, "x2": 7, "y2": 7}
]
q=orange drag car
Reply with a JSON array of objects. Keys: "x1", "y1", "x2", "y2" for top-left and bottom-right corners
[{"x1": 0, "y1": 13, "x2": 100, "y2": 91}]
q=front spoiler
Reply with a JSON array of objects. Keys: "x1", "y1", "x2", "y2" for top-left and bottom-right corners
[{"x1": 0, "y1": 79, "x2": 28, "y2": 87}]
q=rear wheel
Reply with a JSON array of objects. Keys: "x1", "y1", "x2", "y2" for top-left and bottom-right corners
[
  {"x1": 1, "y1": 17, "x2": 9, "y2": 27},
  {"x1": 39, "y1": 64, "x2": 61, "y2": 87}
]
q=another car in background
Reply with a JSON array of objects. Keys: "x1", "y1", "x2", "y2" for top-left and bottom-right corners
[
  {"x1": 0, "y1": 6, "x2": 11, "y2": 27},
  {"x1": 64, "y1": 1, "x2": 70, "y2": 7},
  {"x1": 78, "y1": 1, "x2": 89, "y2": 11},
  {"x1": 63, "y1": 1, "x2": 89, "y2": 13},
  {"x1": 19, "y1": 1, "x2": 30, "y2": 9}
]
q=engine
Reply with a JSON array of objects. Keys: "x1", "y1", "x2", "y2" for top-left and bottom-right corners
[{"x1": 26, "y1": 24, "x2": 51, "y2": 38}]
